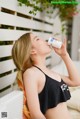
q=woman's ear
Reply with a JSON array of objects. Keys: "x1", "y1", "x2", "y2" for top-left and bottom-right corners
[{"x1": 31, "y1": 49, "x2": 37, "y2": 55}]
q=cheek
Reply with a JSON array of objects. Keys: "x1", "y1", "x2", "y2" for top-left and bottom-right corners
[
  {"x1": 33, "y1": 41, "x2": 50, "y2": 53},
  {"x1": 34, "y1": 42, "x2": 44, "y2": 49},
  {"x1": 37, "y1": 46, "x2": 43, "y2": 52},
  {"x1": 38, "y1": 45, "x2": 51, "y2": 54},
  {"x1": 34, "y1": 45, "x2": 44, "y2": 54}
]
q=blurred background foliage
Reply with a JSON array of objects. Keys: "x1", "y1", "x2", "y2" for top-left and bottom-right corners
[{"x1": 17, "y1": 0, "x2": 79, "y2": 21}]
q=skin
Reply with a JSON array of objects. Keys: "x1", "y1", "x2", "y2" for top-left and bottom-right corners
[{"x1": 23, "y1": 33, "x2": 80, "y2": 119}]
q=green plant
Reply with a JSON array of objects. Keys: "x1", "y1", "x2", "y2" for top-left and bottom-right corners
[{"x1": 17, "y1": 0, "x2": 79, "y2": 21}]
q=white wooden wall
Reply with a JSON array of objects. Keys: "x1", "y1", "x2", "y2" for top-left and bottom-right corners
[{"x1": 0, "y1": 0, "x2": 62, "y2": 97}]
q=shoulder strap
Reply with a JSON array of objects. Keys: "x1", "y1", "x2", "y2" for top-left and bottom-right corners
[{"x1": 33, "y1": 65, "x2": 45, "y2": 75}]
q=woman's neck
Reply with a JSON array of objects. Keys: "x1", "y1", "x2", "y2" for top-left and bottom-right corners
[{"x1": 33, "y1": 56, "x2": 47, "y2": 70}]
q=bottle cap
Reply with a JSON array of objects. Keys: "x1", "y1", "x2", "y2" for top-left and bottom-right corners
[{"x1": 48, "y1": 37, "x2": 55, "y2": 45}]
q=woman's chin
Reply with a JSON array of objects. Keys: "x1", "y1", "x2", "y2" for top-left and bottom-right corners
[{"x1": 46, "y1": 50, "x2": 51, "y2": 56}]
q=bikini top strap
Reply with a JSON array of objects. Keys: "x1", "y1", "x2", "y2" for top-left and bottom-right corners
[{"x1": 33, "y1": 65, "x2": 46, "y2": 75}]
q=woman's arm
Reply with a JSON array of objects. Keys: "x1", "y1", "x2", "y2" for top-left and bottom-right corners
[
  {"x1": 23, "y1": 69, "x2": 46, "y2": 119},
  {"x1": 61, "y1": 52, "x2": 80, "y2": 86},
  {"x1": 53, "y1": 39, "x2": 80, "y2": 86}
]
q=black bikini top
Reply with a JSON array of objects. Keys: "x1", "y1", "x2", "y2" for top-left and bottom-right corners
[{"x1": 34, "y1": 65, "x2": 71, "y2": 114}]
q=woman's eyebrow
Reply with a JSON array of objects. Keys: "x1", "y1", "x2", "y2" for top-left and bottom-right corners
[{"x1": 33, "y1": 36, "x2": 38, "y2": 40}]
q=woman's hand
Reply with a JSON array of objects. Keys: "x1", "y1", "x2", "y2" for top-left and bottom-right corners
[{"x1": 52, "y1": 39, "x2": 68, "y2": 57}]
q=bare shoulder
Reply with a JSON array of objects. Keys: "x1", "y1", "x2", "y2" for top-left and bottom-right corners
[
  {"x1": 23, "y1": 66, "x2": 41, "y2": 84},
  {"x1": 23, "y1": 67, "x2": 44, "y2": 117}
]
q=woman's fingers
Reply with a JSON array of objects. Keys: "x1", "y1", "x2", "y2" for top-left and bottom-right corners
[{"x1": 63, "y1": 39, "x2": 67, "y2": 47}]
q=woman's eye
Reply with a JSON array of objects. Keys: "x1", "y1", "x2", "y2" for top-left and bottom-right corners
[{"x1": 36, "y1": 38, "x2": 39, "y2": 41}]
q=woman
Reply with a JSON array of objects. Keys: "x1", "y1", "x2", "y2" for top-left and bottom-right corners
[{"x1": 12, "y1": 32, "x2": 80, "y2": 119}]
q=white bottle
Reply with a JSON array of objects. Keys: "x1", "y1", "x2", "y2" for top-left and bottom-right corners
[{"x1": 48, "y1": 37, "x2": 62, "y2": 48}]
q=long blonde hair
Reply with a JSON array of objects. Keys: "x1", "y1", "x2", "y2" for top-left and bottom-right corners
[
  {"x1": 12, "y1": 32, "x2": 33, "y2": 71},
  {"x1": 12, "y1": 32, "x2": 33, "y2": 119}
]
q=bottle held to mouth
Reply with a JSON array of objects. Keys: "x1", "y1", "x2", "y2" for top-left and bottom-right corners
[{"x1": 48, "y1": 37, "x2": 62, "y2": 48}]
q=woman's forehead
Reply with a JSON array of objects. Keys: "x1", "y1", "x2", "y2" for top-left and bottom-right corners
[{"x1": 30, "y1": 33, "x2": 37, "y2": 40}]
